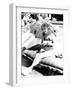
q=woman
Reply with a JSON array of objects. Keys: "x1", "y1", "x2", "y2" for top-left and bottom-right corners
[{"x1": 22, "y1": 21, "x2": 63, "y2": 76}]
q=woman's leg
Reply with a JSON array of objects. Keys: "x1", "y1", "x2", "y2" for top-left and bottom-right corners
[{"x1": 31, "y1": 50, "x2": 54, "y2": 68}]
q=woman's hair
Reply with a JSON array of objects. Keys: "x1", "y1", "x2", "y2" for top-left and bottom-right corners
[
  {"x1": 30, "y1": 23, "x2": 42, "y2": 38},
  {"x1": 30, "y1": 22, "x2": 53, "y2": 41}
]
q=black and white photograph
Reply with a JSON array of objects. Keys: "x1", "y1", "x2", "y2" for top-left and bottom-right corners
[
  {"x1": 9, "y1": 4, "x2": 70, "y2": 86},
  {"x1": 21, "y1": 12, "x2": 64, "y2": 76}
]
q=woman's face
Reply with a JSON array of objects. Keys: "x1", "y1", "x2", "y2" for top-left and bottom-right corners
[{"x1": 41, "y1": 23, "x2": 50, "y2": 39}]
